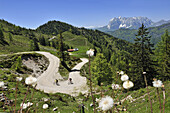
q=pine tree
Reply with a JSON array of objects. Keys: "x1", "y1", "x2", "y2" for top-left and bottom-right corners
[
  {"x1": 0, "y1": 27, "x2": 5, "y2": 42},
  {"x1": 30, "y1": 38, "x2": 40, "y2": 51},
  {"x1": 30, "y1": 40, "x2": 34, "y2": 51},
  {"x1": 155, "y1": 30, "x2": 170, "y2": 81},
  {"x1": 39, "y1": 35, "x2": 46, "y2": 46},
  {"x1": 91, "y1": 53, "x2": 113, "y2": 85},
  {"x1": 52, "y1": 40, "x2": 56, "y2": 48},
  {"x1": 131, "y1": 24, "x2": 155, "y2": 89},
  {"x1": 8, "y1": 33, "x2": 13, "y2": 43},
  {"x1": 59, "y1": 32, "x2": 64, "y2": 61},
  {"x1": 33, "y1": 38, "x2": 40, "y2": 51}
]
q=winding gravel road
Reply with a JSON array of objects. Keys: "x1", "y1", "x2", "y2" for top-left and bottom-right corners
[{"x1": 35, "y1": 52, "x2": 89, "y2": 96}]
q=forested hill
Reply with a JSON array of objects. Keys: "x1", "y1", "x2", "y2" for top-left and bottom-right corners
[
  {"x1": 36, "y1": 20, "x2": 133, "y2": 60},
  {"x1": 0, "y1": 19, "x2": 132, "y2": 62},
  {"x1": 106, "y1": 23, "x2": 170, "y2": 46}
]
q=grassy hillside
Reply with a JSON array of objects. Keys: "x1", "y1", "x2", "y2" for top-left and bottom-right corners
[
  {"x1": 36, "y1": 20, "x2": 133, "y2": 61},
  {"x1": 106, "y1": 23, "x2": 170, "y2": 46},
  {"x1": 0, "y1": 19, "x2": 53, "y2": 55},
  {"x1": 1, "y1": 19, "x2": 169, "y2": 113},
  {"x1": 57, "y1": 31, "x2": 93, "y2": 58}
]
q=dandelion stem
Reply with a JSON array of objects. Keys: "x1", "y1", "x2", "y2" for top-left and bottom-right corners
[
  {"x1": 121, "y1": 89, "x2": 129, "y2": 105},
  {"x1": 157, "y1": 88, "x2": 162, "y2": 113},
  {"x1": 14, "y1": 81, "x2": 19, "y2": 113},
  {"x1": 1, "y1": 88, "x2": 12, "y2": 112},
  {"x1": 101, "y1": 83, "x2": 103, "y2": 97},
  {"x1": 18, "y1": 86, "x2": 30, "y2": 113},
  {"x1": 114, "y1": 105, "x2": 119, "y2": 113},
  {"x1": 143, "y1": 74, "x2": 152, "y2": 113},
  {"x1": 88, "y1": 55, "x2": 96, "y2": 113},
  {"x1": 162, "y1": 85, "x2": 165, "y2": 113},
  {"x1": 26, "y1": 84, "x2": 37, "y2": 113}
]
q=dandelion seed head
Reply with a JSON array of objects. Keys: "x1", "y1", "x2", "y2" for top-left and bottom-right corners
[
  {"x1": 153, "y1": 80, "x2": 163, "y2": 88},
  {"x1": 16, "y1": 77, "x2": 23, "y2": 82},
  {"x1": 20, "y1": 103, "x2": 27, "y2": 109},
  {"x1": 112, "y1": 84, "x2": 121, "y2": 89},
  {"x1": 0, "y1": 81, "x2": 5, "y2": 87},
  {"x1": 119, "y1": 71, "x2": 124, "y2": 75},
  {"x1": 86, "y1": 49, "x2": 94, "y2": 56},
  {"x1": 143, "y1": 72, "x2": 146, "y2": 74},
  {"x1": 99, "y1": 96, "x2": 114, "y2": 111},
  {"x1": 43, "y1": 104, "x2": 48, "y2": 109},
  {"x1": 25, "y1": 76, "x2": 37, "y2": 85},
  {"x1": 123, "y1": 81, "x2": 134, "y2": 89},
  {"x1": 121, "y1": 74, "x2": 129, "y2": 81}
]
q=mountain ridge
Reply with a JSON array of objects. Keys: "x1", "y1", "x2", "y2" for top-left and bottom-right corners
[
  {"x1": 97, "y1": 16, "x2": 170, "y2": 31},
  {"x1": 106, "y1": 23, "x2": 170, "y2": 45}
]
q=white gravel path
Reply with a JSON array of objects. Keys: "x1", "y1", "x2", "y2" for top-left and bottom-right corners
[
  {"x1": 0, "y1": 51, "x2": 89, "y2": 96},
  {"x1": 35, "y1": 52, "x2": 89, "y2": 96}
]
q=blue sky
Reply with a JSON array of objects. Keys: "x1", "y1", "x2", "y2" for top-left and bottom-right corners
[{"x1": 0, "y1": 0, "x2": 170, "y2": 29}]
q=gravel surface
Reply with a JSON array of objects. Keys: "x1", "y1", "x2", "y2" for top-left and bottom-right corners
[{"x1": 35, "y1": 52, "x2": 89, "y2": 96}]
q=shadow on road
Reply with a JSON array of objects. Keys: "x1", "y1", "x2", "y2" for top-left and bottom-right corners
[{"x1": 71, "y1": 69, "x2": 80, "y2": 72}]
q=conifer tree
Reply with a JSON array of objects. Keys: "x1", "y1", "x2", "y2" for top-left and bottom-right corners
[
  {"x1": 30, "y1": 40, "x2": 34, "y2": 51},
  {"x1": 52, "y1": 40, "x2": 56, "y2": 48},
  {"x1": 33, "y1": 38, "x2": 40, "y2": 51},
  {"x1": 131, "y1": 24, "x2": 155, "y2": 88},
  {"x1": 0, "y1": 27, "x2": 4, "y2": 42},
  {"x1": 155, "y1": 30, "x2": 170, "y2": 81},
  {"x1": 30, "y1": 38, "x2": 40, "y2": 51},
  {"x1": 39, "y1": 35, "x2": 46, "y2": 46},
  {"x1": 59, "y1": 32, "x2": 64, "y2": 61},
  {"x1": 91, "y1": 53, "x2": 113, "y2": 85},
  {"x1": 8, "y1": 33, "x2": 13, "y2": 42}
]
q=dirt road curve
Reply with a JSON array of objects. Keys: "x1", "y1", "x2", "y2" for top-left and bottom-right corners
[{"x1": 35, "y1": 52, "x2": 89, "y2": 96}]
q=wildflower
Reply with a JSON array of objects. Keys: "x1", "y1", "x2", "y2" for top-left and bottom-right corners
[
  {"x1": 99, "y1": 96, "x2": 114, "y2": 111},
  {"x1": 53, "y1": 107, "x2": 58, "y2": 111},
  {"x1": 20, "y1": 103, "x2": 27, "y2": 109},
  {"x1": 16, "y1": 77, "x2": 23, "y2": 82},
  {"x1": 27, "y1": 102, "x2": 33, "y2": 107},
  {"x1": 86, "y1": 49, "x2": 94, "y2": 56},
  {"x1": 123, "y1": 80, "x2": 134, "y2": 89},
  {"x1": 25, "y1": 76, "x2": 37, "y2": 85},
  {"x1": 90, "y1": 103, "x2": 93, "y2": 107},
  {"x1": 119, "y1": 71, "x2": 124, "y2": 75},
  {"x1": 153, "y1": 80, "x2": 163, "y2": 88},
  {"x1": 121, "y1": 74, "x2": 129, "y2": 81},
  {"x1": 143, "y1": 72, "x2": 146, "y2": 74},
  {"x1": 112, "y1": 84, "x2": 121, "y2": 89},
  {"x1": 43, "y1": 104, "x2": 48, "y2": 109},
  {"x1": 96, "y1": 98, "x2": 100, "y2": 103},
  {"x1": 0, "y1": 81, "x2": 5, "y2": 87}
]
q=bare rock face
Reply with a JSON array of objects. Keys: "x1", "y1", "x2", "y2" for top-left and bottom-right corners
[
  {"x1": 98, "y1": 16, "x2": 170, "y2": 31},
  {"x1": 22, "y1": 54, "x2": 49, "y2": 78}
]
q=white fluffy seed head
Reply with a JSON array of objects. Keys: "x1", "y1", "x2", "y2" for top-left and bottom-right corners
[
  {"x1": 86, "y1": 49, "x2": 94, "y2": 56},
  {"x1": 143, "y1": 72, "x2": 146, "y2": 74},
  {"x1": 121, "y1": 74, "x2": 129, "y2": 81},
  {"x1": 96, "y1": 98, "x2": 101, "y2": 103},
  {"x1": 25, "y1": 76, "x2": 37, "y2": 85},
  {"x1": 99, "y1": 96, "x2": 114, "y2": 111},
  {"x1": 111, "y1": 84, "x2": 121, "y2": 89},
  {"x1": 153, "y1": 80, "x2": 163, "y2": 88},
  {"x1": 0, "y1": 81, "x2": 5, "y2": 87},
  {"x1": 27, "y1": 102, "x2": 33, "y2": 107},
  {"x1": 20, "y1": 103, "x2": 27, "y2": 109},
  {"x1": 119, "y1": 71, "x2": 124, "y2": 75},
  {"x1": 43, "y1": 104, "x2": 48, "y2": 109},
  {"x1": 16, "y1": 77, "x2": 23, "y2": 82},
  {"x1": 123, "y1": 81, "x2": 134, "y2": 89}
]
